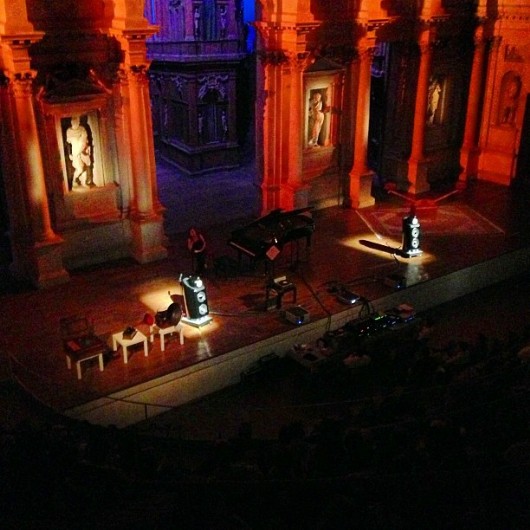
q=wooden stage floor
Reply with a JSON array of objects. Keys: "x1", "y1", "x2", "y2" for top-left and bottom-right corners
[{"x1": 2, "y1": 181, "x2": 530, "y2": 421}]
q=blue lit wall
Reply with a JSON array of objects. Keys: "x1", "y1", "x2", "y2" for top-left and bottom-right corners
[{"x1": 242, "y1": 0, "x2": 255, "y2": 52}]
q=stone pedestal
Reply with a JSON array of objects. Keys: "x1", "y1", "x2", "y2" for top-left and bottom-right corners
[
  {"x1": 12, "y1": 238, "x2": 70, "y2": 289},
  {"x1": 407, "y1": 160, "x2": 430, "y2": 195},
  {"x1": 130, "y1": 217, "x2": 168, "y2": 264},
  {"x1": 359, "y1": 173, "x2": 376, "y2": 209},
  {"x1": 345, "y1": 172, "x2": 375, "y2": 209}
]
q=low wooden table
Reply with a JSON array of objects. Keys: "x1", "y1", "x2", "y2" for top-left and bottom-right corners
[
  {"x1": 150, "y1": 323, "x2": 184, "y2": 351},
  {"x1": 112, "y1": 330, "x2": 149, "y2": 364},
  {"x1": 64, "y1": 335, "x2": 108, "y2": 380}
]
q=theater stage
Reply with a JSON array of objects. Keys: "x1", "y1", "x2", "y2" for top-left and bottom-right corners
[{"x1": 3, "y1": 181, "x2": 530, "y2": 427}]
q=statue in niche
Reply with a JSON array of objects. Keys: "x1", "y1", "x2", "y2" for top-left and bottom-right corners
[
  {"x1": 221, "y1": 110, "x2": 228, "y2": 140},
  {"x1": 193, "y1": 7, "x2": 201, "y2": 39},
  {"x1": 65, "y1": 115, "x2": 94, "y2": 188},
  {"x1": 198, "y1": 111, "x2": 204, "y2": 142},
  {"x1": 427, "y1": 78, "x2": 442, "y2": 125},
  {"x1": 308, "y1": 91, "x2": 325, "y2": 146},
  {"x1": 499, "y1": 75, "x2": 521, "y2": 126},
  {"x1": 219, "y1": 5, "x2": 227, "y2": 38}
]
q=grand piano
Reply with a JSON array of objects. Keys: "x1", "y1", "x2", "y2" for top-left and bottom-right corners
[{"x1": 228, "y1": 207, "x2": 315, "y2": 269}]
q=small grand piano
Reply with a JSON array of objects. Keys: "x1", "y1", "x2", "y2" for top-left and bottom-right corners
[{"x1": 228, "y1": 207, "x2": 315, "y2": 269}]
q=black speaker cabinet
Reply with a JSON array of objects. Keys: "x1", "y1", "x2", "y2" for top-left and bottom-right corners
[
  {"x1": 181, "y1": 275, "x2": 209, "y2": 320},
  {"x1": 402, "y1": 214, "x2": 422, "y2": 256}
]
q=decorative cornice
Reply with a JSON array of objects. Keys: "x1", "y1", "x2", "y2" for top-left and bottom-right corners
[
  {"x1": 422, "y1": 15, "x2": 451, "y2": 29},
  {"x1": 129, "y1": 64, "x2": 149, "y2": 78},
  {"x1": 0, "y1": 31, "x2": 45, "y2": 47},
  {"x1": 278, "y1": 50, "x2": 315, "y2": 71},
  {"x1": 109, "y1": 26, "x2": 159, "y2": 41},
  {"x1": 8, "y1": 71, "x2": 36, "y2": 97},
  {"x1": 257, "y1": 49, "x2": 289, "y2": 66},
  {"x1": 118, "y1": 64, "x2": 150, "y2": 85},
  {"x1": 36, "y1": 63, "x2": 114, "y2": 102},
  {"x1": 313, "y1": 43, "x2": 358, "y2": 66},
  {"x1": 497, "y1": 11, "x2": 530, "y2": 23}
]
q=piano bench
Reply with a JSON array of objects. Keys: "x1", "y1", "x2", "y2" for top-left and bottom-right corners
[{"x1": 266, "y1": 282, "x2": 297, "y2": 310}]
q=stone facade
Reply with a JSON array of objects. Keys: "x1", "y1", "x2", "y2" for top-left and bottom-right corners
[
  {"x1": 254, "y1": 0, "x2": 530, "y2": 212},
  {"x1": 0, "y1": 0, "x2": 167, "y2": 287},
  {"x1": 1, "y1": 1, "x2": 529, "y2": 287},
  {"x1": 476, "y1": 4, "x2": 530, "y2": 186}
]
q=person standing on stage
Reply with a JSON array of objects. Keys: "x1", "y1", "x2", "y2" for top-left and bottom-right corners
[{"x1": 187, "y1": 227, "x2": 207, "y2": 274}]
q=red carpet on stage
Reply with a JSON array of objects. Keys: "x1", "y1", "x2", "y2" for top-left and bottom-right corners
[{"x1": 356, "y1": 205, "x2": 505, "y2": 237}]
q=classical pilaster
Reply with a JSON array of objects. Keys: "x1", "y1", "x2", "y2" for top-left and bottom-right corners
[
  {"x1": 110, "y1": 12, "x2": 167, "y2": 263},
  {"x1": 459, "y1": 26, "x2": 487, "y2": 186},
  {"x1": 257, "y1": 46, "x2": 289, "y2": 213},
  {"x1": 256, "y1": 16, "x2": 319, "y2": 213},
  {"x1": 113, "y1": 70, "x2": 133, "y2": 216},
  {"x1": 123, "y1": 65, "x2": 167, "y2": 263},
  {"x1": 407, "y1": 30, "x2": 433, "y2": 195},
  {"x1": 477, "y1": 36, "x2": 502, "y2": 153},
  {"x1": 346, "y1": 40, "x2": 375, "y2": 209},
  {"x1": 1, "y1": 14, "x2": 74, "y2": 287},
  {"x1": 140, "y1": 73, "x2": 165, "y2": 217},
  {"x1": 279, "y1": 51, "x2": 312, "y2": 210},
  {"x1": 8, "y1": 73, "x2": 68, "y2": 287}
]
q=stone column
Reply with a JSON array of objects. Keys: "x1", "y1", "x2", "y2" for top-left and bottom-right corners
[
  {"x1": 280, "y1": 52, "x2": 311, "y2": 210},
  {"x1": 130, "y1": 65, "x2": 163, "y2": 215},
  {"x1": 347, "y1": 41, "x2": 375, "y2": 209},
  {"x1": 141, "y1": 75, "x2": 164, "y2": 216},
  {"x1": 477, "y1": 36, "x2": 502, "y2": 154},
  {"x1": 127, "y1": 66, "x2": 154, "y2": 217},
  {"x1": 113, "y1": 73, "x2": 133, "y2": 216},
  {"x1": 8, "y1": 74, "x2": 68, "y2": 287},
  {"x1": 126, "y1": 65, "x2": 167, "y2": 263},
  {"x1": 459, "y1": 26, "x2": 487, "y2": 187},
  {"x1": 407, "y1": 30, "x2": 433, "y2": 195},
  {"x1": 258, "y1": 49, "x2": 285, "y2": 213}
]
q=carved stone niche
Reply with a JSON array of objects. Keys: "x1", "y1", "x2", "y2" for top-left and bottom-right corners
[
  {"x1": 40, "y1": 95, "x2": 120, "y2": 229},
  {"x1": 303, "y1": 65, "x2": 343, "y2": 180}
]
